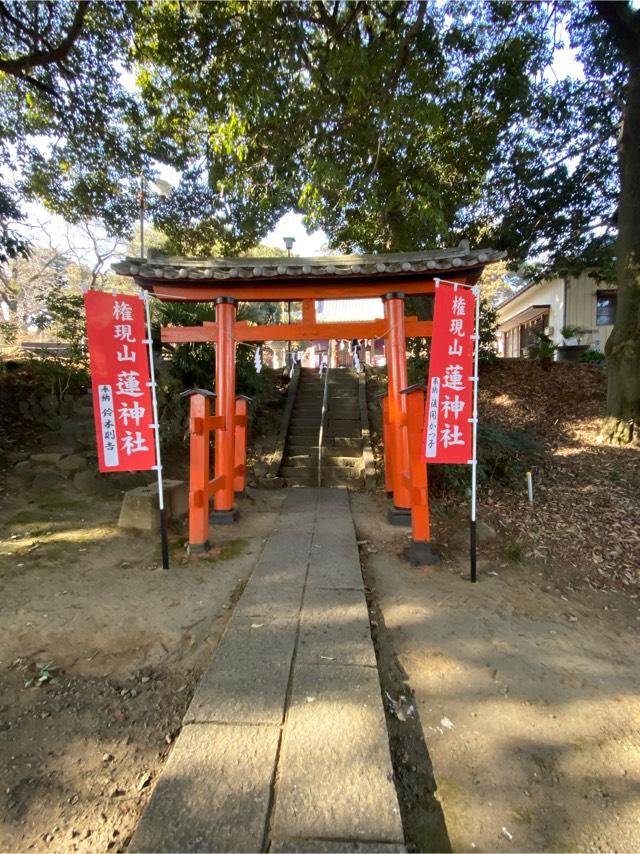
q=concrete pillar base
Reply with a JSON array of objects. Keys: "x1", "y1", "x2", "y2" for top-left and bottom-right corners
[
  {"x1": 211, "y1": 508, "x2": 240, "y2": 525},
  {"x1": 387, "y1": 505, "x2": 411, "y2": 526},
  {"x1": 188, "y1": 540, "x2": 211, "y2": 554},
  {"x1": 403, "y1": 540, "x2": 440, "y2": 566}
]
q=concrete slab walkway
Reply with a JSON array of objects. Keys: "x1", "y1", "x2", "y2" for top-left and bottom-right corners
[{"x1": 129, "y1": 488, "x2": 404, "y2": 853}]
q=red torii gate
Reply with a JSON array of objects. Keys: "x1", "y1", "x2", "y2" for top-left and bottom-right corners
[{"x1": 113, "y1": 245, "x2": 500, "y2": 555}]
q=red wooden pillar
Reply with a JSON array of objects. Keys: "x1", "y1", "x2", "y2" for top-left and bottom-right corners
[
  {"x1": 234, "y1": 395, "x2": 250, "y2": 494},
  {"x1": 401, "y1": 384, "x2": 437, "y2": 564},
  {"x1": 182, "y1": 389, "x2": 216, "y2": 552},
  {"x1": 302, "y1": 299, "x2": 316, "y2": 323},
  {"x1": 381, "y1": 393, "x2": 393, "y2": 495},
  {"x1": 383, "y1": 292, "x2": 411, "y2": 524},
  {"x1": 212, "y1": 297, "x2": 239, "y2": 523}
]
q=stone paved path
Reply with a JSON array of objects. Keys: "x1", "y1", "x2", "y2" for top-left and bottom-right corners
[{"x1": 130, "y1": 488, "x2": 404, "y2": 853}]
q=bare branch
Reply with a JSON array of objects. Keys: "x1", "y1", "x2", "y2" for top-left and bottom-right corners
[{"x1": 0, "y1": 1, "x2": 90, "y2": 77}]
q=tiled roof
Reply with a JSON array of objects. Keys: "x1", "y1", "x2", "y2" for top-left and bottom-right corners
[{"x1": 112, "y1": 242, "x2": 503, "y2": 282}]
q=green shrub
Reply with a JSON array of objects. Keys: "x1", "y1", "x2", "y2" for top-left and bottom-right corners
[
  {"x1": 527, "y1": 331, "x2": 557, "y2": 361},
  {"x1": 153, "y1": 300, "x2": 270, "y2": 448},
  {"x1": 579, "y1": 348, "x2": 605, "y2": 364},
  {"x1": 428, "y1": 422, "x2": 542, "y2": 499}
]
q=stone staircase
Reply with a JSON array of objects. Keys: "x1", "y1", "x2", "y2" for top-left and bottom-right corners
[{"x1": 280, "y1": 368, "x2": 365, "y2": 488}]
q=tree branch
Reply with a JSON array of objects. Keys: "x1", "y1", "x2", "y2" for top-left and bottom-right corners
[{"x1": 0, "y1": 1, "x2": 90, "y2": 76}]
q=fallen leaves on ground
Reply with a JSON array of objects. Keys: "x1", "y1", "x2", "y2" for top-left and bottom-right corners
[{"x1": 478, "y1": 360, "x2": 640, "y2": 593}]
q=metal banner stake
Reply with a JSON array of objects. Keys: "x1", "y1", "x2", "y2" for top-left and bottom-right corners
[
  {"x1": 143, "y1": 291, "x2": 169, "y2": 570},
  {"x1": 470, "y1": 285, "x2": 481, "y2": 583}
]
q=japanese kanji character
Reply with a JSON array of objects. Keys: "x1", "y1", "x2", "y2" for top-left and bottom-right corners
[
  {"x1": 100, "y1": 390, "x2": 111, "y2": 402},
  {"x1": 452, "y1": 295, "x2": 467, "y2": 316},
  {"x1": 448, "y1": 339, "x2": 463, "y2": 356},
  {"x1": 116, "y1": 370, "x2": 143, "y2": 397},
  {"x1": 101, "y1": 407, "x2": 113, "y2": 417},
  {"x1": 114, "y1": 324, "x2": 135, "y2": 343},
  {"x1": 113, "y1": 301, "x2": 134, "y2": 321},
  {"x1": 441, "y1": 394, "x2": 465, "y2": 420},
  {"x1": 449, "y1": 318, "x2": 464, "y2": 337},
  {"x1": 440, "y1": 424, "x2": 465, "y2": 448},
  {"x1": 118, "y1": 401, "x2": 146, "y2": 427},
  {"x1": 442, "y1": 364, "x2": 464, "y2": 391},
  {"x1": 121, "y1": 431, "x2": 149, "y2": 456},
  {"x1": 116, "y1": 344, "x2": 137, "y2": 362}
]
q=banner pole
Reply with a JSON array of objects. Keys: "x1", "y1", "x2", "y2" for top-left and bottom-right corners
[
  {"x1": 143, "y1": 290, "x2": 169, "y2": 570},
  {"x1": 470, "y1": 285, "x2": 481, "y2": 583}
]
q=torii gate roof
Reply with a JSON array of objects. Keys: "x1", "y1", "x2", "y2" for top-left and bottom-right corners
[{"x1": 112, "y1": 242, "x2": 503, "y2": 301}]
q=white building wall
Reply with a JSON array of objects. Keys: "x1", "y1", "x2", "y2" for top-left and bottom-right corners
[
  {"x1": 497, "y1": 279, "x2": 564, "y2": 354},
  {"x1": 497, "y1": 274, "x2": 617, "y2": 356},
  {"x1": 565, "y1": 273, "x2": 615, "y2": 352}
]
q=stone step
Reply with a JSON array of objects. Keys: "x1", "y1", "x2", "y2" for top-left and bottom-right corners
[
  {"x1": 328, "y1": 409, "x2": 360, "y2": 419},
  {"x1": 291, "y1": 412, "x2": 322, "y2": 427},
  {"x1": 321, "y1": 469, "x2": 365, "y2": 487},
  {"x1": 281, "y1": 468, "x2": 364, "y2": 488},
  {"x1": 280, "y1": 465, "x2": 363, "y2": 481},
  {"x1": 282, "y1": 456, "x2": 315, "y2": 468},
  {"x1": 286, "y1": 444, "x2": 362, "y2": 458},
  {"x1": 283, "y1": 454, "x2": 363, "y2": 469},
  {"x1": 330, "y1": 437, "x2": 363, "y2": 450},
  {"x1": 325, "y1": 425, "x2": 361, "y2": 439}
]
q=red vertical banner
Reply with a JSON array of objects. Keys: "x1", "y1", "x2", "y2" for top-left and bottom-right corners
[
  {"x1": 423, "y1": 282, "x2": 476, "y2": 464},
  {"x1": 84, "y1": 291, "x2": 157, "y2": 473}
]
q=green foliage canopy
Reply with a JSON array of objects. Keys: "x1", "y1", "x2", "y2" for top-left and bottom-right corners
[{"x1": 0, "y1": 1, "x2": 624, "y2": 279}]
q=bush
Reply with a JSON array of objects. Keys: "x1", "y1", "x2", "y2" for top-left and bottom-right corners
[
  {"x1": 527, "y1": 331, "x2": 557, "y2": 361},
  {"x1": 34, "y1": 282, "x2": 88, "y2": 367},
  {"x1": 579, "y1": 348, "x2": 605, "y2": 364},
  {"x1": 153, "y1": 300, "x2": 270, "y2": 448},
  {"x1": 428, "y1": 422, "x2": 542, "y2": 499}
]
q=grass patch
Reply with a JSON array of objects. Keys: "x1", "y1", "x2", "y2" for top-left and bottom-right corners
[
  {"x1": 36, "y1": 495, "x2": 84, "y2": 512},
  {"x1": 7, "y1": 510, "x2": 54, "y2": 526},
  {"x1": 218, "y1": 538, "x2": 249, "y2": 561},
  {"x1": 504, "y1": 540, "x2": 526, "y2": 562}
]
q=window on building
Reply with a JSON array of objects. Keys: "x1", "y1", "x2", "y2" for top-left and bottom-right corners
[{"x1": 596, "y1": 292, "x2": 617, "y2": 326}]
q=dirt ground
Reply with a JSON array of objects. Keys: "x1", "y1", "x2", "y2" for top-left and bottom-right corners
[
  {"x1": 1, "y1": 357, "x2": 639, "y2": 853},
  {"x1": 352, "y1": 492, "x2": 640, "y2": 854},
  {"x1": 0, "y1": 471, "x2": 286, "y2": 853}
]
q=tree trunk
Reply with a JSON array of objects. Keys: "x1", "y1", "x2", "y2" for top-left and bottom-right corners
[{"x1": 603, "y1": 61, "x2": 640, "y2": 443}]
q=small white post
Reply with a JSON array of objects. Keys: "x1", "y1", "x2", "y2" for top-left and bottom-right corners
[
  {"x1": 526, "y1": 470, "x2": 534, "y2": 504},
  {"x1": 143, "y1": 290, "x2": 169, "y2": 569}
]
